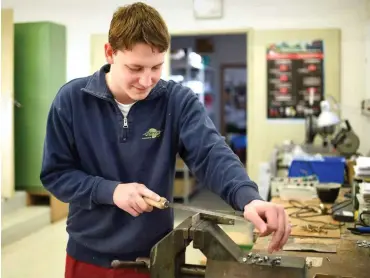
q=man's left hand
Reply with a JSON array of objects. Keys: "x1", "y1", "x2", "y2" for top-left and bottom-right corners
[{"x1": 244, "y1": 200, "x2": 291, "y2": 253}]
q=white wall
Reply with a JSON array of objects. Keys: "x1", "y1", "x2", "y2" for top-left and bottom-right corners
[
  {"x1": 365, "y1": 17, "x2": 370, "y2": 156},
  {"x1": 3, "y1": 0, "x2": 370, "y2": 154},
  {"x1": 367, "y1": 28, "x2": 370, "y2": 95},
  {"x1": 366, "y1": 19, "x2": 370, "y2": 100}
]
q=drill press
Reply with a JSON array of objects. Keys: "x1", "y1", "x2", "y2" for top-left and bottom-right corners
[{"x1": 112, "y1": 212, "x2": 307, "y2": 278}]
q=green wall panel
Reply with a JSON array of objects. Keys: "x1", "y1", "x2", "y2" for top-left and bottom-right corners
[{"x1": 14, "y1": 22, "x2": 66, "y2": 191}]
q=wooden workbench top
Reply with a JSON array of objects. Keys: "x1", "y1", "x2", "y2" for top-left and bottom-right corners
[{"x1": 252, "y1": 194, "x2": 370, "y2": 278}]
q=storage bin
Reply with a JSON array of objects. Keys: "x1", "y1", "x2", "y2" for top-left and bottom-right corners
[{"x1": 288, "y1": 156, "x2": 346, "y2": 184}]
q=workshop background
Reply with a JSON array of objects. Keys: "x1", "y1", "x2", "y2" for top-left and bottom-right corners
[{"x1": 1, "y1": 0, "x2": 370, "y2": 277}]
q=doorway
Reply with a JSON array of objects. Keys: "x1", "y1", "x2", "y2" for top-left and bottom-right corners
[
  {"x1": 169, "y1": 33, "x2": 248, "y2": 165},
  {"x1": 220, "y1": 63, "x2": 247, "y2": 164}
]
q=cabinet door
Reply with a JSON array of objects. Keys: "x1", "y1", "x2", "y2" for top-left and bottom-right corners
[
  {"x1": 14, "y1": 22, "x2": 66, "y2": 190},
  {"x1": 247, "y1": 29, "x2": 340, "y2": 180},
  {"x1": 49, "y1": 23, "x2": 67, "y2": 103},
  {"x1": 1, "y1": 9, "x2": 15, "y2": 198},
  {"x1": 90, "y1": 33, "x2": 170, "y2": 79}
]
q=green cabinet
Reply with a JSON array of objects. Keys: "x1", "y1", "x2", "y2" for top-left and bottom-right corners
[{"x1": 14, "y1": 22, "x2": 66, "y2": 191}]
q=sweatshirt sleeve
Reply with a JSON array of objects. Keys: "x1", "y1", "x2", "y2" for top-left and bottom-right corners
[
  {"x1": 40, "y1": 90, "x2": 120, "y2": 210},
  {"x1": 177, "y1": 90, "x2": 263, "y2": 211}
]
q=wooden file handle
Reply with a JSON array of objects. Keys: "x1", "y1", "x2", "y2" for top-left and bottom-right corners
[{"x1": 143, "y1": 196, "x2": 169, "y2": 209}]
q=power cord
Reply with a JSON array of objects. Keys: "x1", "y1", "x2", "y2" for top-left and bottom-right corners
[
  {"x1": 285, "y1": 200, "x2": 345, "y2": 231},
  {"x1": 331, "y1": 199, "x2": 353, "y2": 214},
  {"x1": 347, "y1": 211, "x2": 370, "y2": 235},
  {"x1": 356, "y1": 211, "x2": 370, "y2": 227}
]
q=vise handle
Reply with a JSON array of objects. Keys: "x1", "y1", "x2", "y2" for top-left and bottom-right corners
[{"x1": 111, "y1": 258, "x2": 150, "y2": 269}]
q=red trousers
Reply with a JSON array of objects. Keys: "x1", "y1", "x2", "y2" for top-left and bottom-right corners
[{"x1": 65, "y1": 254, "x2": 150, "y2": 278}]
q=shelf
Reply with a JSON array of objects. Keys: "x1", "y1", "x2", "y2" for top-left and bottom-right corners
[
  {"x1": 171, "y1": 63, "x2": 214, "y2": 71},
  {"x1": 169, "y1": 47, "x2": 214, "y2": 109},
  {"x1": 174, "y1": 156, "x2": 198, "y2": 203}
]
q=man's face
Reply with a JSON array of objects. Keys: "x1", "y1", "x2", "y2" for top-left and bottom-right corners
[{"x1": 105, "y1": 43, "x2": 165, "y2": 103}]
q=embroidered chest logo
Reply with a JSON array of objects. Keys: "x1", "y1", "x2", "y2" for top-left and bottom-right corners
[{"x1": 142, "y1": 128, "x2": 162, "y2": 139}]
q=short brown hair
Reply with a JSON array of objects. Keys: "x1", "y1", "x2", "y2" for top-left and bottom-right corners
[{"x1": 108, "y1": 2, "x2": 170, "y2": 53}]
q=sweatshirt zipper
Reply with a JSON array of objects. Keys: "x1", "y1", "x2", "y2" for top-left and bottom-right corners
[
  {"x1": 121, "y1": 115, "x2": 129, "y2": 142},
  {"x1": 80, "y1": 89, "x2": 137, "y2": 143},
  {"x1": 123, "y1": 116, "x2": 128, "y2": 128}
]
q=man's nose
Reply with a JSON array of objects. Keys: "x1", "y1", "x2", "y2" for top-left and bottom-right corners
[{"x1": 139, "y1": 74, "x2": 151, "y2": 87}]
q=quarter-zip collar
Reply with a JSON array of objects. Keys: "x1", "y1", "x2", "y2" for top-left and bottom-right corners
[{"x1": 81, "y1": 64, "x2": 167, "y2": 101}]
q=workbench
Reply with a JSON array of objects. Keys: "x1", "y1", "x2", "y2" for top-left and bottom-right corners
[
  {"x1": 112, "y1": 187, "x2": 368, "y2": 277},
  {"x1": 252, "y1": 193, "x2": 370, "y2": 278}
]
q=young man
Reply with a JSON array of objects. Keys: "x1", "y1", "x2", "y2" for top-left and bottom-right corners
[{"x1": 40, "y1": 2, "x2": 290, "y2": 278}]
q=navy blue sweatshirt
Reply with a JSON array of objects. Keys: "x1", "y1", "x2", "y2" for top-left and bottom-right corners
[{"x1": 40, "y1": 64, "x2": 262, "y2": 268}]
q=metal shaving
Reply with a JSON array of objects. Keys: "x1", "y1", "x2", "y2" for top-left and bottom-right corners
[
  {"x1": 356, "y1": 240, "x2": 370, "y2": 248},
  {"x1": 301, "y1": 224, "x2": 328, "y2": 234}
]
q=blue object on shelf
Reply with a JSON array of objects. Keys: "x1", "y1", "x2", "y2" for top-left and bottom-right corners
[
  {"x1": 288, "y1": 156, "x2": 346, "y2": 184},
  {"x1": 230, "y1": 135, "x2": 247, "y2": 149}
]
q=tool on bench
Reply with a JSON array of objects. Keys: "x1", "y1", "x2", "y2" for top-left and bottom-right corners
[
  {"x1": 348, "y1": 226, "x2": 370, "y2": 234},
  {"x1": 111, "y1": 197, "x2": 308, "y2": 278}
]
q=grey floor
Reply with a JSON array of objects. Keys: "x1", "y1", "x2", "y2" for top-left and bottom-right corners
[{"x1": 1, "y1": 189, "x2": 253, "y2": 278}]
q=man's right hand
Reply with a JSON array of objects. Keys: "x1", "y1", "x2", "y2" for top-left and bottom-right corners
[{"x1": 113, "y1": 183, "x2": 161, "y2": 217}]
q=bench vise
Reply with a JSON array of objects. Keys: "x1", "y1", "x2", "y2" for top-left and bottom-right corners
[{"x1": 112, "y1": 213, "x2": 307, "y2": 278}]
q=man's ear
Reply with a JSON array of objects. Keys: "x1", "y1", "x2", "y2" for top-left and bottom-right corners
[{"x1": 104, "y1": 43, "x2": 114, "y2": 64}]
